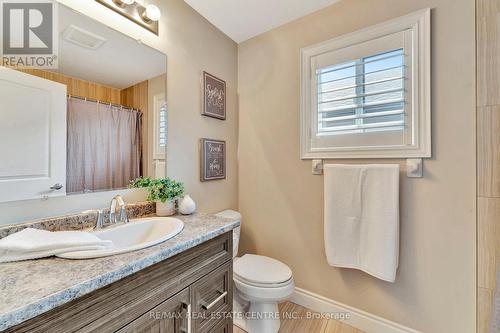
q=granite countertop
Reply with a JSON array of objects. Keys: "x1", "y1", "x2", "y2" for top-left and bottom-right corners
[{"x1": 0, "y1": 213, "x2": 240, "y2": 331}]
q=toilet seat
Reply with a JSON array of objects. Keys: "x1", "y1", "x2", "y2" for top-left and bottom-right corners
[
  {"x1": 234, "y1": 273, "x2": 293, "y2": 288},
  {"x1": 233, "y1": 274, "x2": 295, "y2": 302},
  {"x1": 234, "y1": 254, "x2": 292, "y2": 287}
]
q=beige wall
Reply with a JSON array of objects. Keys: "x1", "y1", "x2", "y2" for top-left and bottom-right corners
[
  {"x1": 237, "y1": 0, "x2": 476, "y2": 332},
  {"x1": 0, "y1": 0, "x2": 238, "y2": 224},
  {"x1": 162, "y1": 0, "x2": 239, "y2": 213}
]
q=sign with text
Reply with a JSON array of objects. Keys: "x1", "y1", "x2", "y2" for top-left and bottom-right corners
[
  {"x1": 200, "y1": 138, "x2": 226, "y2": 181},
  {"x1": 202, "y1": 71, "x2": 226, "y2": 120}
]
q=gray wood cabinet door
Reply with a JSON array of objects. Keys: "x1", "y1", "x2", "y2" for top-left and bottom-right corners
[
  {"x1": 117, "y1": 288, "x2": 190, "y2": 333},
  {"x1": 208, "y1": 319, "x2": 233, "y2": 333},
  {"x1": 191, "y1": 261, "x2": 233, "y2": 333}
]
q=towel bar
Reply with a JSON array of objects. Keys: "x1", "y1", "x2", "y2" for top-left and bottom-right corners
[{"x1": 312, "y1": 158, "x2": 423, "y2": 178}]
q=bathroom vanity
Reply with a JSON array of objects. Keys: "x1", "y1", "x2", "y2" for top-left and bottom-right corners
[{"x1": 0, "y1": 211, "x2": 239, "y2": 333}]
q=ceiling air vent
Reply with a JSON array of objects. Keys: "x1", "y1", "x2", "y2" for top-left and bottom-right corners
[{"x1": 62, "y1": 25, "x2": 107, "y2": 50}]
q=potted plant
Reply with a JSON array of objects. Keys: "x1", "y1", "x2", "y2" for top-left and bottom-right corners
[{"x1": 130, "y1": 177, "x2": 185, "y2": 216}]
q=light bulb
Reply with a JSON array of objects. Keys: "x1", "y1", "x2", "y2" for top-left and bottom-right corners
[{"x1": 143, "y1": 4, "x2": 161, "y2": 22}]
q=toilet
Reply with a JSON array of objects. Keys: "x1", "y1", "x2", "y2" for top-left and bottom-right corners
[{"x1": 216, "y1": 210, "x2": 295, "y2": 333}]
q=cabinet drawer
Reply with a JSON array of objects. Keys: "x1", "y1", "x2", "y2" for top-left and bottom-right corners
[
  {"x1": 116, "y1": 288, "x2": 190, "y2": 333},
  {"x1": 192, "y1": 261, "x2": 233, "y2": 333}
]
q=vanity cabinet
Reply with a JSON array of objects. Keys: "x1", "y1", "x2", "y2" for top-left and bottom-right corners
[
  {"x1": 117, "y1": 288, "x2": 190, "y2": 333},
  {"x1": 207, "y1": 319, "x2": 232, "y2": 333},
  {"x1": 5, "y1": 232, "x2": 233, "y2": 333}
]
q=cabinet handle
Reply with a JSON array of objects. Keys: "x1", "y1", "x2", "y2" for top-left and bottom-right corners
[
  {"x1": 201, "y1": 291, "x2": 228, "y2": 310},
  {"x1": 50, "y1": 183, "x2": 63, "y2": 190},
  {"x1": 183, "y1": 303, "x2": 192, "y2": 333}
]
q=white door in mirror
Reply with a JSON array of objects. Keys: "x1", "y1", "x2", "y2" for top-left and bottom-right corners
[
  {"x1": 57, "y1": 217, "x2": 184, "y2": 259},
  {"x1": 0, "y1": 67, "x2": 67, "y2": 203}
]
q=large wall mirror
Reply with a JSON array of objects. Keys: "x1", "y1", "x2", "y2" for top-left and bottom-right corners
[{"x1": 0, "y1": 4, "x2": 167, "y2": 203}]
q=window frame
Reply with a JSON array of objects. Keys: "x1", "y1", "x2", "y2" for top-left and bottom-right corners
[{"x1": 300, "y1": 8, "x2": 431, "y2": 159}]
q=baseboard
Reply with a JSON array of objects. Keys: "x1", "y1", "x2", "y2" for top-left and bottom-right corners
[{"x1": 290, "y1": 287, "x2": 423, "y2": 333}]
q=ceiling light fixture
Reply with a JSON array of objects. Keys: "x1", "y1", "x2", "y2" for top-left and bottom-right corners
[
  {"x1": 142, "y1": 4, "x2": 161, "y2": 23},
  {"x1": 112, "y1": 0, "x2": 135, "y2": 7},
  {"x1": 95, "y1": 0, "x2": 160, "y2": 35}
]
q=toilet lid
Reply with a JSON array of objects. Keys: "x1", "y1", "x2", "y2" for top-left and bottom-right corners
[{"x1": 234, "y1": 254, "x2": 292, "y2": 285}]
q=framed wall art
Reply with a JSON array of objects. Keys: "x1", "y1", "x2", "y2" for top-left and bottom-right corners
[
  {"x1": 202, "y1": 71, "x2": 226, "y2": 120},
  {"x1": 200, "y1": 138, "x2": 226, "y2": 181}
]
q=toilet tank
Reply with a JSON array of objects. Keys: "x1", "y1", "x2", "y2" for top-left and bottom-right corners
[{"x1": 215, "y1": 210, "x2": 241, "y2": 258}]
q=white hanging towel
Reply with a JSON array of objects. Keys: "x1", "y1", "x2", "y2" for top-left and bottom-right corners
[
  {"x1": 0, "y1": 228, "x2": 113, "y2": 263},
  {"x1": 324, "y1": 164, "x2": 400, "y2": 282}
]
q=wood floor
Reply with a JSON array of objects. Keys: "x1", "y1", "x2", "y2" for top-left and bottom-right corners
[{"x1": 233, "y1": 302, "x2": 365, "y2": 333}]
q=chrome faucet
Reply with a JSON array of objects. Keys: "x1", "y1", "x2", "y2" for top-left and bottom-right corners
[
  {"x1": 93, "y1": 209, "x2": 105, "y2": 230},
  {"x1": 116, "y1": 195, "x2": 129, "y2": 224},
  {"x1": 109, "y1": 195, "x2": 129, "y2": 225}
]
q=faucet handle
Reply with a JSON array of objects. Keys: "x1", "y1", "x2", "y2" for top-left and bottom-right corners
[
  {"x1": 116, "y1": 196, "x2": 129, "y2": 224},
  {"x1": 119, "y1": 208, "x2": 129, "y2": 224},
  {"x1": 109, "y1": 198, "x2": 118, "y2": 225},
  {"x1": 93, "y1": 209, "x2": 105, "y2": 230},
  {"x1": 116, "y1": 195, "x2": 125, "y2": 207}
]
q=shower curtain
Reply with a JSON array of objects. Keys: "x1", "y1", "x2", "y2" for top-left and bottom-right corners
[{"x1": 66, "y1": 97, "x2": 142, "y2": 194}]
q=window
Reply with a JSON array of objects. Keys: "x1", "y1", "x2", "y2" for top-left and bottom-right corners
[
  {"x1": 158, "y1": 102, "x2": 167, "y2": 148},
  {"x1": 317, "y1": 49, "x2": 405, "y2": 135},
  {"x1": 301, "y1": 9, "x2": 431, "y2": 159},
  {"x1": 153, "y1": 93, "x2": 167, "y2": 160}
]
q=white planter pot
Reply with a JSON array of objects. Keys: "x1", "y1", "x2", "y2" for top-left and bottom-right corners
[{"x1": 156, "y1": 200, "x2": 176, "y2": 217}]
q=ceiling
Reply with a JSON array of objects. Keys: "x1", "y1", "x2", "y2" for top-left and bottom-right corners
[
  {"x1": 184, "y1": 0, "x2": 341, "y2": 43},
  {"x1": 55, "y1": 4, "x2": 166, "y2": 89}
]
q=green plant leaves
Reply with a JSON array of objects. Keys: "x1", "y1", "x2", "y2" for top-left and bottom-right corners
[{"x1": 129, "y1": 177, "x2": 185, "y2": 203}]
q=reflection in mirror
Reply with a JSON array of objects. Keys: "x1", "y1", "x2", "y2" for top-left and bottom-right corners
[{"x1": 0, "y1": 3, "x2": 167, "y2": 201}]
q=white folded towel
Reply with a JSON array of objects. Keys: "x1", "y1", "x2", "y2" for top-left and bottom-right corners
[
  {"x1": 324, "y1": 164, "x2": 400, "y2": 282},
  {"x1": 0, "y1": 228, "x2": 113, "y2": 263}
]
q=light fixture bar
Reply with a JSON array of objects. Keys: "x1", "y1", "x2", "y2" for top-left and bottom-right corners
[
  {"x1": 112, "y1": 0, "x2": 135, "y2": 8},
  {"x1": 95, "y1": 0, "x2": 159, "y2": 35}
]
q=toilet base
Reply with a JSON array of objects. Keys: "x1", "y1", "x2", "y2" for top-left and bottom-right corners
[
  {"x1": 233, "y1": 288, "x2": 250, "y2": 331},
  {"x1": 233, "y1": 299, "x2": 281, "y2": 333},
  {"x1": 247, "y1": 302, "x2": 281, "y2": 333}
]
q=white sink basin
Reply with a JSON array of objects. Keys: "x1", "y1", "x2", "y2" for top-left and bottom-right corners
[{"x1": 57, "y1": 217, "x2": 184, "y2": 259}]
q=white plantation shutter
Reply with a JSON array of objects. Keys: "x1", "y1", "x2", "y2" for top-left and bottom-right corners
[
  {"x1": 307, "y1": 30, "x2": 411, "y2": 153},
  {"x1": 153, "y1": 93, "x2": 167, "y2": 160},
  {"x1": 158, "y1": 102, "x2": 167, "y2": 148},
  {"x1": 153, "y1": 98, "x2": 167, "y2": 178},
  {"x1": 317, "y1": 49, "x2": 405, "y2": 135},
  {"x1": 300, "y1": 9, "x2": 431, "y2": 160}
]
